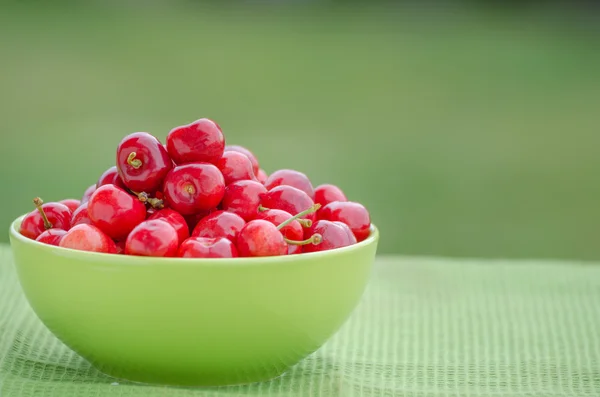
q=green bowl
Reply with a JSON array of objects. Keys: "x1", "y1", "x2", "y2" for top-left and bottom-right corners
[{"x1": 8, "y1": 216, "x2": 379, "y2": 387}]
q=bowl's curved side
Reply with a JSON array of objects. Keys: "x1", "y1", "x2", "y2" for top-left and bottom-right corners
[{"x1": 9, "y1": 219, "x2": 379, "y2": 386}]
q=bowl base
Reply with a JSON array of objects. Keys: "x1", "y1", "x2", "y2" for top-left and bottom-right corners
[{"x1": 96, "y1": 363, "x2": 289, "y2": 388}]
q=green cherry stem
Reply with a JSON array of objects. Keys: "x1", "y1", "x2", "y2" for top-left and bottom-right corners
[
  {"x1": 259, "y1": 205, "x2": 312, "y2": 227},
  {"x1": 297, "y1": 218, "x2": 312, "y2": 228},
  {"x1": 127, "y1": 152, "x2": 143, "y2": 169},
  {"x1": 276, "y1": 203, "x2": 321, "y2": 231},
  {"x1": 33, "y1": 197, "x2": 53, "y2": 230},
  {"x1": 285, "y1": 233, "x2": 322, "y2": 246}
]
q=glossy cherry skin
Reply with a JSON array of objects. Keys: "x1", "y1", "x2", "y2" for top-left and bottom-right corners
[
  {"x1": 147, "y1": 208, "x2": 189, "y2": 245},
  {"x1": 36, "y1": 229, "x2": 67, "y2": 246},
  {"x1": 178, "y1": 237, "x2": 238, "y2": 258},
  {"x1": 20, "y1": 203, "x2": 72, "y2": 240},
  {"x1": 71, "y1": 202, "x2": 92, "y2": 226},
  {"x1": 224, "y1": 145, "x2": 259, "y2": 175},
  {"x1": 236, "y1": 220, "x2": 287, "y2": 257},
  {"x1": 314, "y1": 184, "x2": 347, "y2": 209},
  {"x1": 166, "y1": 118, "x2": 225, "y2": 165},
  {"x1": 260, "y1": 185, "x2": 316, "y2": 225},
  {"x1": 59, "y1": 199, "x2": 81, "y2": 213},
  {"x1": 221, "y1": 180, "x2": 267, "y2": 222},
  {"x1": 81, "y1": 184, "x2": 97, "y2": 203},
  {"x1": 97, "y1": 166, "x2": 127, "y2": 189},
  {"x1": 162, "y1": 163, "x2": 225, "y2": 215},
  {"x1": 191, "y1": 210, "x2": 246, "y2": 245},
  {"x1": 255, "y1": 209, "x2": 302, "y2": 240},
  {"x1": 216, "y1": 151, "x2": 257, "y2": 185},
  {"x1": 117, "y1": 132, "x2": 173, "y2": 193},
  {"x1": 338, "y1": 221, "x2": 358, "y2": 245},
  {"x1": 59, "y1": 224, "x2": 117, "y2": 254},
  {"x1": 256, "y1": 169, "x2": 268, "y2": 184},
  {"x1": 87, "y1": 184, "x2": 147, "y2": 240},
  {"x1": 303, "y1": 220, "x2": 355, "y2": 253},
  {"x1": 318, "y1": 201, "x2": 371, "y2": 242},
  {"x1": 265, "y1": 169, "x2": 315, "y2": 199},
  {"x1": 256, "y1": 209, "x2": 304, "y2": 255},
  {"x1": 125, "y1": 220, "x2": 179, "y2": 257}
]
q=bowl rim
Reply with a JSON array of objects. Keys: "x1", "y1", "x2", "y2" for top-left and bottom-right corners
[{"x1": 9, "y1": 215, "x2": 379, "y2": 267}]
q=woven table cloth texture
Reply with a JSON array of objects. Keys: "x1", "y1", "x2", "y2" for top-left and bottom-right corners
[{"x1": 1, "y1": 245, "x2": 599, "y2": 397}]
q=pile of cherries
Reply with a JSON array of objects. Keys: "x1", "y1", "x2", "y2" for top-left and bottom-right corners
[{"x1": 19, "y1": 118, "x2": 371, "y2": 258}]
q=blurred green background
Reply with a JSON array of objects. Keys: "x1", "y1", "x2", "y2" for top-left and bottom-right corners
[{"x1": 1, "y1": 1, "x2": 599, "y2": 260}]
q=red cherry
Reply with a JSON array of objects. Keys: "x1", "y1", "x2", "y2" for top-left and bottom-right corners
[
  {"x1": 256, "y1": 169, "x2": 268, "y2": 184},
  {"x1": 71, "y1": 202, "x2": 92, "y2": 226},
  {"x1": 335, "y1": 221, "x2": 358, "y2": 245},
  {"x1": 264, "y1": 169, "x2": 315, "y2": 199},
  {"x1": 87, "y1": 185, "x2": 147, "y2": 240},
  {"x1": 147, "y1": 208, "x2": 189, "y2": 245},
  {"x1": 178, "y1": 237, "x2": 238, "y2": 258},
  {"x1": 36, "y1": 229, "x2": 67, "y2": 246},
  {"x1": 260, "y1": 185, "x2": 316, "y2": 225},
  {"x1": 59, "y1": 199, "x2": 81, "y2": 213},
  {"x1": 236, "y1": 220, "x2": 288, "y2": 257},
  {"x1": 216, "y1": 151, "x2": 257, "y2": 185},
  {"x1": 237, "y1": 204, "x2": 323, "y2": 257},
  {"x1": 162, "y1": 163, "x2": 225, "y2": 215},
  {"x1": 97, "y1": 166, "x2": 126, "y2": 189},
  {"x1": 117, "y1": 132, "x2": 173, "y2": 193},
  {"x1": 20, "y1": 198, "x2": 72, "y2": 240},
  {"x1": 256, "y1": 209, "x2": 303, "y2": 240},
  {"x1": 224, "y1": 145, "x2": 259, "y2": 175},
  {"x1": 191, "y1": 210, "x2": 246, "y2": 245},
  {"x1": 318, "y1": 201, "x2": 371, "y2": 242},
  {"x1": 314, "y1": 184, "x2": 347, "y2": 209},
  {"x1": 166, "y1": 118, "x2": 225, "y2": 165},
  {"x1": 303, "y1": 220, "x2": 355, "y2": 253},
  {"x1": 221, "y1": 180, "x2": 267, "y2": 222},
  {"x1": 59, "y1": 224, "x2": 117, "y2": 253},
  {"x1": 125, "y1": 219, "x2": 179, "y2": 257},
  {"x1": 256, "y1": 209, "x2": 305, "y2": 255},
  {"x1": 81, "y1": 184, "x2": 96, "y2": 203}
]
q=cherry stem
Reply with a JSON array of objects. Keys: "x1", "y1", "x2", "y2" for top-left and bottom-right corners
[
  {"x1": 131, "y1": 190, "x2": 164, "y2": 209},
  {"x1": 297, "y1": 218, "x2": 312, "y2": 228},
  {"x1": 184, "y1": 184, "x2": 195, "y2": 195},
  {"x1": 147, "y1": 197, "x2": 164, "y2": 209},
  {"x1": 33, "y1": 197, "x2": 53, "y2": 230},
  {"x1": 127, "y1": 152, "x2": 143, "y2": 169},
  {"x1": 276, "y1": 203, "x2": 321, "y2": 231},
  {"x1": 285, "y1": 233, "x2": 322, "y2": 246},
  {"x1": 258, "y1": 205, "x2": 311, "y2": 227}
]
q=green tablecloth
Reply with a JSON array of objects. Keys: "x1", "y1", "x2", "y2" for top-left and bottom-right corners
[{"x1": 1, "y1": 245, "x2": 599, "y2": 397}]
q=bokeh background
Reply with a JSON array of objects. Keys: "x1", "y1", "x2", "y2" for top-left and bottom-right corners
[{"x1": 1, "y1": 0, "x2": 598, "y2": 260}]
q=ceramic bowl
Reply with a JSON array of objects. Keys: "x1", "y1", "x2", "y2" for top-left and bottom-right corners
[{"x1": 9, "y1": 216, "x2": 379, "y2": 387}]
